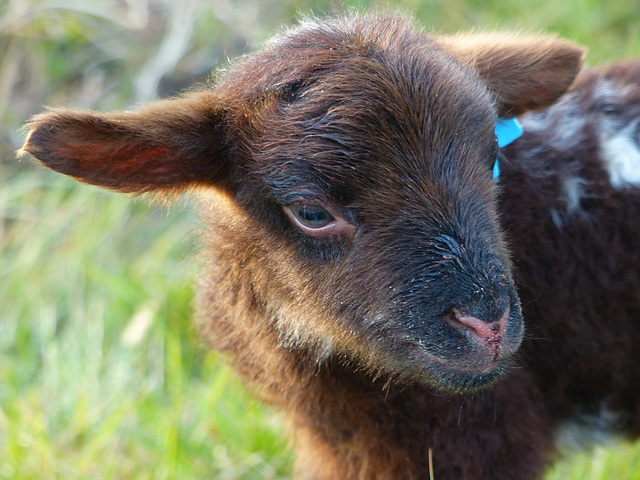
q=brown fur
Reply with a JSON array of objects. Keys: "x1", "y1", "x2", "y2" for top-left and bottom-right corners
[
  {"x1": 436, "y1": 33, "x2": 585, "y2": 116},
  {"x1": 19, "y1": 12, "x2": 640, "y2": 480}
]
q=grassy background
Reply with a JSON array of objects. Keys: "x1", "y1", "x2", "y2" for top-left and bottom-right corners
[{"x1": 2, "y1": 0, "x2": 640, "y2": 478}]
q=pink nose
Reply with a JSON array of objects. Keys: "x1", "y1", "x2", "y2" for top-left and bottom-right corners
[{"x1": 448, "y1": 307, "x2": 510, "y2": 346}]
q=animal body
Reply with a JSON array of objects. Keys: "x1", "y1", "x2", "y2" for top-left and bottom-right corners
[{"x1": 20, "y1": 13, "x2": 640, "y2": 480}]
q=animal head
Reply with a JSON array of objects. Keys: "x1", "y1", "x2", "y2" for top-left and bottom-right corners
[{"x1": 20, "y1": 14, "x2": 584, "y2": 392}]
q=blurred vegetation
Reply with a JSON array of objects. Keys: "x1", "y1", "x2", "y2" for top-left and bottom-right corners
[{"x1": 2, "y1": 0, "x2": 640, "y2": 479}]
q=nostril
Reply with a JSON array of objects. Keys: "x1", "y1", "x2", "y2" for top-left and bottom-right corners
[{"x1": 446, "y1": 307, "x2": 510, "y2": 344}]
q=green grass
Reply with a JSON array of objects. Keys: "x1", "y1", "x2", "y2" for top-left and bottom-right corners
[
  {"x1": 0, "y1": 170, "x2": 291, "y2": 479},
  {"x1": 546, "y1": 445, "x2": 640, "y2": 480},
  {"x1": 2, "y1": 1, "x2": 640, "y2": 479}
]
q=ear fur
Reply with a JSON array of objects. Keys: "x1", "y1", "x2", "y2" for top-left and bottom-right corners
[
  {"x1": 437, "y1": 33, "x2": 586, "y2": 116},
  {"x1": 19, "y1": 91, "x2": 231, "y2": 194}
]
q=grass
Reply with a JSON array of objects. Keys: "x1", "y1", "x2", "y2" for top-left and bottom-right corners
[
  {"x1": 0, "y1": 171, "x2": 291, "y2": 479},
  {"x1": 2, "y1": 1, "x2": 640, "y2": 479}
]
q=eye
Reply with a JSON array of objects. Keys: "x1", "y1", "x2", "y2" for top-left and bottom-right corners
[
  {"x1": 597, "y1": 102, "x2": 620, "y2": 116},
  {"x1": 287, "y1": 204, "x2": 335, "y2": 229},
  {"x1": 283, "y1": 203, "x2": 357, "y2": 242}
]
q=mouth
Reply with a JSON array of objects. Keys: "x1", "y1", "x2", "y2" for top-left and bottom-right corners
[
  {"x1": 399, "y1": 337, "x2": 516, "y2": 392},
  {"x1": 398, "y1": 297, "x2": 524, "y2": 391},
  {"x1": 410, "y1": 345, "x2": 509, "y2": 392}
]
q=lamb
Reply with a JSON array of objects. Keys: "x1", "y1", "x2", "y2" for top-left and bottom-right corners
[{"x1": 19, "y1": 12, "x2": 640, "y2": 480}]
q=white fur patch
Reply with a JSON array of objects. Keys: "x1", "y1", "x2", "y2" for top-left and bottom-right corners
[
  {"x1": 562, "y1": 176, "x2": 587, "y2": 212},
  {"x1": 555, "y1": 408, "x2": 625, "y2": 452},
  {"x1": 601, "y1": 122, "x2": 640, "y2": 189},
  {"x1": 550, "y1": 175, "x2": 588, "y2": 228},
  {"x1": 521, "y1": 93, "x2": 586, "y2": 151}
]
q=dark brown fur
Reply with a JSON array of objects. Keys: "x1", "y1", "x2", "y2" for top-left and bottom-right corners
[{"x1": 19, "y1": 13, "x2": 640, "y2": 480}]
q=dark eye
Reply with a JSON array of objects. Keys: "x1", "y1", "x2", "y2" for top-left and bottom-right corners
[
  {"x1": 288, "y1": 204, "x2": 335, "y2": 229},
  {"x1": 597, "y1": 102, "x2": 621, "y2": 116}
]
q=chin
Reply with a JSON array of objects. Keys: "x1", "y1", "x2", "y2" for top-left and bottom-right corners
[
  {"x1": 423, "y1": 361, "x2": 510, "y2": 393},
  {"x1": 395, "y1": 341, "x2": 518, "y2": 393}
]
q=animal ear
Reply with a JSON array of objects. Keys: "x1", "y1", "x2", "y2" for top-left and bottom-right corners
[
  {"x1": 437, "y1": 33, "x2": 586, "y2": 116},
  {"x1": 19, "y1": 91, "x2": 232, "y2": 194}
]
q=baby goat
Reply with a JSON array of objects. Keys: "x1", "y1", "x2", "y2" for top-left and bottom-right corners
[{"x1": 20, "y1": 13, "x2": 640, "y2": 480}]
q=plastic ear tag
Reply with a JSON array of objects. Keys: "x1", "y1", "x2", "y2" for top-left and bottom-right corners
[{"x1": 493, "y1": 118, "x2": 523, "y2": 178}]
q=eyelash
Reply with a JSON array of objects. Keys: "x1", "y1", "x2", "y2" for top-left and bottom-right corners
[
  {"x1": 283, "y1": 203, "x2": 357, "y2": 241},
  {"x1": 288, "y1": 204, "x2": 335, "y2": 229}
]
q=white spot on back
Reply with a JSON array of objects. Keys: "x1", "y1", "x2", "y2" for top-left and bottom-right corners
[
  {"x1": 601, "y1": 121, "x2": 640, "y2": 189},
  {"x1": 563, "y1": 176, "x2": 587, "y2": 212},
  {"x1": 555, "y1": 408, "x2": 626, "y2": 452},
  {"x1": 550, "y1": 175, "x2": 589, "y2": 229}
]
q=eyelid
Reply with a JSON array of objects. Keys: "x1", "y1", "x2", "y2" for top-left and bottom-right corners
[
  {"x1": 289, "y1": 204, "x2": 335, "y2": 228},
  {"x1": 283, "y1": 203, "x2": 357, "y2": 240}
]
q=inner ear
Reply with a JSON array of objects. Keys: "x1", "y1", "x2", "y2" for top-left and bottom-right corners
[
  {"x1": 20, "y1": 91, "x2": 233, "y2": 195},
  {"x1": 436, "y1": 33, "x2": 586, "y2": 116}
]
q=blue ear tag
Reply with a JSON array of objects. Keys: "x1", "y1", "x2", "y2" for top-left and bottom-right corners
[{"x1": 493, "y1": 118, "x2": 523, "y2": 178}]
